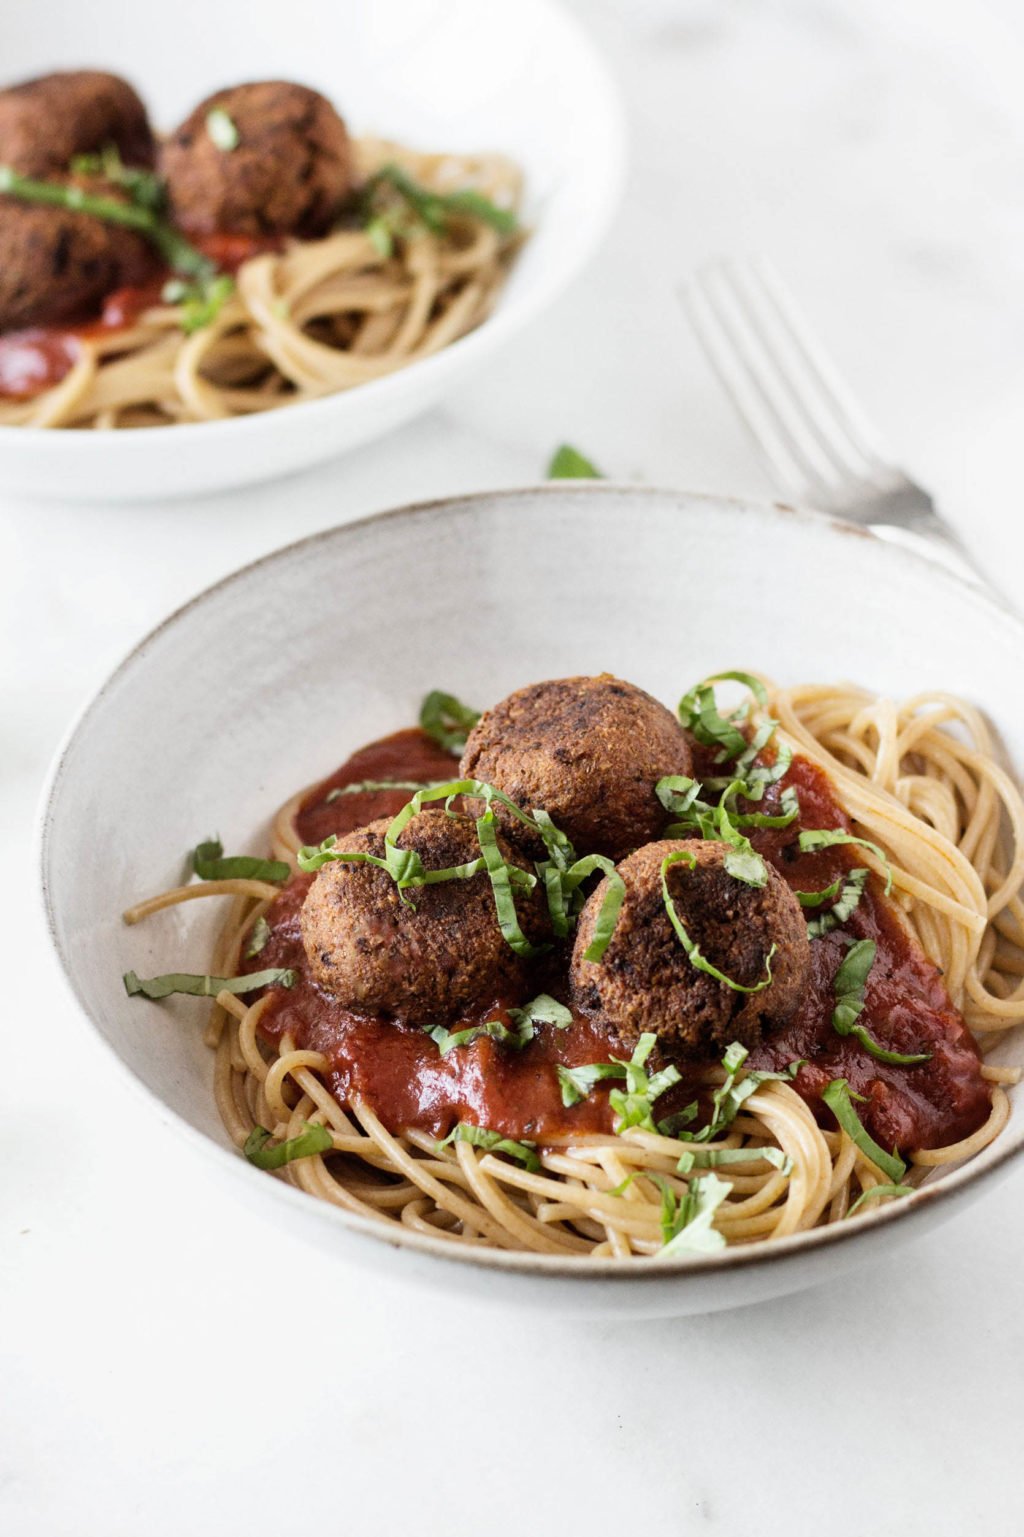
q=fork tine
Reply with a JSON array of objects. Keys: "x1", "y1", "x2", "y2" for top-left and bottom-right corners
[
  {"x1": 683, "y1": 266, "x2": 844, "y2": 505},
  {"x1": 743, "y1": 258, "x2": 896, "y2": 481}
]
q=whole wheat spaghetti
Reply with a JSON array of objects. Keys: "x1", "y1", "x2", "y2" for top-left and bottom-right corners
[{"x1": 123, "y1": 680, "x2": 1024, "y2": 1261}]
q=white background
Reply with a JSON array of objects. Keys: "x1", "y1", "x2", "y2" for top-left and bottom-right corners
[{"x1": 4, "y1": 0, "x2": 1024, "y2": 1530}]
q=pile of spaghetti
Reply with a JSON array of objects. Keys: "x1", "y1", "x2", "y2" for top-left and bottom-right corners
[
  {"x1": 0, "y1": 141, "x2": 522, "y2": 429},
  {"x1": 123, "y1": 680, "x2": 1024, "y2": 1261}
]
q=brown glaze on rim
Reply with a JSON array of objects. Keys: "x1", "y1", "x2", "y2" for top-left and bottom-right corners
[{"x1": 37, "y1": 484, "x2": 1024, "y2": 1282}]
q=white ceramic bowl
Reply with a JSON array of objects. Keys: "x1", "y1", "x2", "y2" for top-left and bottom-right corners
[
  {"x1": 40, "y1": 487, "x2": 1024, "y2": 1315},
  {"x1": 1, "y1": 0, "x2": 624, "y2": 501}
]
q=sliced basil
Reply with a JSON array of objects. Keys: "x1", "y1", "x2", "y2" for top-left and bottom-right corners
[
  {"x1": 847, "y1": 1183, "x2": 915, "y2": 1216},
  {"x1": 428, "y1": 993, "x2": 571, "y2": 1055},
  {"x1": 799, "y1": 828, "x2": 893, "y2": 894},
  {"x1": 822, "y1": 1078, "x2": 907, "y2": 1182},
  {"x1": 244, "y1": 915, "x2": 272, "y2": 958},
  {"x1": 434, "y1": 1123, "x2": 540, "y2": 1171},
  {"x1": 677, "y1": 671, "x2": 768, "y2": 761},
  {"x1": 206, "y1": 107, "x2": 240, "y2": 151},
  {"x1": 807, "y1": 867, "x2": 869, "y2": 938},
  {"x1": 192, "y1": 837, "x2": 290, "y2": 884},
  {"x1": 326, "y1": 778, "x2": 444, "y2": 802},
  {"x1": 363, "y1": 163, "x2": 519, "y2": 237},
  {"x1": 673, "y1": 1043, "x2": 804, "y2": 1145},
  {"x1": 419, "y1": 690, "x2": 481, "y2": 753},
  {"x1": 676, "y1": 1144, "x2": 792, "y2": 1175},
  {"x1": 124, "y1": 967, "x2": 294, "y2": 1000},
  {"x1": 244, "y1": 1122, "x2": 331, "y2": 1169},
  {"x1": 547, "y1": 444, "x2": 603, "y2": 479},
  {"x1": 659, "y1": 1173, "x2": 731, "y2": 1256},
  {"x1": 557, "y1": 1033, "x2": 680, "y2": 1134},
  {"x1": 661, "y1": 849, "x2": 776, "y2": 991},
  {"x1": 831, "y1": 939, "x2": 931, "y2": 1064},
  {"x1": 559, "y1": 853, "x2": 626, "y2": 960},
  {"x1": 69, "y1": 144, "x2": 165, "y2": 211}
]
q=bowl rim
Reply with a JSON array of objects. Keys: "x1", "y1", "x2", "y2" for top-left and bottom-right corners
[
  {"x1": 0, "y1": 0, "x2": 627, "y2": 455},
  {"x1": 38, "y1": 482, "x2": 1024, "y2": 1283}
]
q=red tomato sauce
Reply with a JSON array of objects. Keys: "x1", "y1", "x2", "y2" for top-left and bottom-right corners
[
  {"x1": 0, "y1": 280, "x2": 168, "y2": 399},
  {"x1": 247, "y1": 728, "x2": 991, "y2": 1151}
]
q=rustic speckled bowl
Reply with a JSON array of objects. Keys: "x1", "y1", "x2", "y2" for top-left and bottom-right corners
[{"x1": 39, "y1": 487, "x2": 1024, "y2": 1315}]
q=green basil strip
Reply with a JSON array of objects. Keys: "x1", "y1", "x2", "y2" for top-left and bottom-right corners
[
  {"x1": 676, "y1": 1144, "x2": 792, "y2": 1175},
  {"x1": 807, "y1": 868, "x2": 869, "y2": 938},
  {"x1": 326, "y1": 778, "x2": 444, "y2": 802},
  {"x1": 832, "y1": 937, "x2": 876, "y2": 1032},
  {"x1": 434, "y1": 1123, "x2": 540, "y2": 1171},
  {"x1": 243, "y1": 1122, "x2": 332, "y2": 1170},
  {"x1": 846, "y1": 1183, "x2": 915, "y2": 1217},
  {"x1": 658, "y1": 1173, "x2": 731, "y2": 1256},
  {"x1": 655, "y1": 775, "x2": 773, "y2": 889},
  {"x1": 297, "y1": 835, "x2": 394, "y2": 875},
  {"x1": 124, "y1": 967, "x2": 295, "y2": 1000},
  {"x1": 674, "y1": 1044, "x2": 804, "y2": 1145},
  {"x1": 365, "y1": 163, "x2": 518, "y2": 236},
  {"x1": 822, "y1": 1078, "x2": 907, "y2": 1181},
  {"x1": 728, "y1": 783, "x2": 800, "y2": 830},
  {"x1": 799, "y1": 828, "x2": 893, "y2": 894},
  {"x1": 656, "y1": 776, "x2": 704, "y2": 817},
  {"x1": 797, "y1": 877, "x2": 843, "y2": 909},
  {"x1": 547, "y1": 444, "x2": 603, "y2": 479},
  {"x1": 677, "y1": 671, "x2": 769, "y2": 761},
  {"x1": 245, "y1": 916, "x2": 272, "y2": 959},
  {"x1": 69, "y1": 144, "x2": 164, "y2": 211},
  {"x1": 0, "y1": 164, "x2": 214, "y2": 277},
  {"x1": 419, "y1": 690, "x2": 481, "y2": 753},
  {"x1": 562, "y1": 854, "x2": 626, "y2": 961},
  {"x1": 428, "y1": 993, "x2": 571, "y2": 1055},
  {"x1": 476, "y1": 810, "x2": 544, "y2": 957},
  {"x1": 162, "y1": 273, "x2": 235, "y2": 335},
  {"x1": 661, "y1": 850, "x2": 776, "y2": 992},
  {"x1": 558, "y1": 1060, "x2": 626, "y2": 1107},
  {"x1": 206, "y1": 107, "x2": 239, "y2": 151},
  {"x1": 192, "y1": 837, "x2": 290, "y2": 884},
  {"x1": 831, "y1": 938, "x2": 931, "y2": 1064},
  {"x1": 558, "y1": 1033, "x2": 681, "y2": 1132}
]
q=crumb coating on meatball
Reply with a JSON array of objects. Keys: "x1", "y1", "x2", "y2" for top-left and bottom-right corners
[
  {"x1": 0, "y1": 70, "x2": 155, "y2": 178},
  {"x1": 459, "y1": 675, "x2": 694, "y2": 863},
  {"x1": 0, "y1": 202, "x2": 153, "y2": 330},
  {"x1": 571, "y1": 838, "x2": 810, "y2": 1057},
  {"x1": 300, "y1": 809, "x2": 547, "y2": 1027},
  {"x1": 161, "y1": 80, "x2": 352, "y2": 236}
]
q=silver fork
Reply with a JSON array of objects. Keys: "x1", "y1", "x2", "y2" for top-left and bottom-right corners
[{"x1": 681, "y1": 257, "x2": 997, "y2": 596}]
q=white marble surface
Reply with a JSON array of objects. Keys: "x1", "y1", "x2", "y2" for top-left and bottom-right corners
[{"x1": 4, "y1": 1, "x2": 1024, "y2": 1530}]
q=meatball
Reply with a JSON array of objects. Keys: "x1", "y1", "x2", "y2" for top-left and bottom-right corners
[
  {"x1": 161, "y1": 81, "x2": 353, "y2": 237},
  {"x1": 300, "y1": 809, "x2": 546, "y2": 1027},
  {"x1": 0, "y1": 71, "x2": 154, "y2": 177},
  {"x1": 459, "y1": 675, "x2": 694, "y2": 862},
  {"x1": 571, "y1": 838, "x2": 810, "y2": 1057},
  {"x1": 0, "y1": 202, "x2": 153, "y2": 330}
]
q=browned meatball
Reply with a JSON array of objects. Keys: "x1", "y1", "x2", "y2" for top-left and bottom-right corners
[
  {"x1": 300, "y1": 810, "x2": 547, "y2": 1027},
  {"x1": 459, "y1": 675, "x2": 694, "y2": 862},
  {"x1": 161, "y1": 81, "x2": 353, "y2": 236},
  {"x1": 571, "y1": 838, "x2": 810, "y2": 1057},
  {"x1": 0, "y1": 71, "x2": 154, "y2": 177},
  {"x1": 0, "y1": 201, "x2": 153, "y2": 330}
]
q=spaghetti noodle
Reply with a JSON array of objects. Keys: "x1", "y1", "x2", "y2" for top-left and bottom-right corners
[
  {"x1": 122, "y1": 680, "x2": 1024, "y2": 1260},
  {"x1": 0, "y1": 139, "x2": 522, "y2": 429}
]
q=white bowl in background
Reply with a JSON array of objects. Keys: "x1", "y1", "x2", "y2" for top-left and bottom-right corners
[
  {"x1": 0, "y1": 0, "x2": 625, "y2": 500},
  {"x1": 39, "y1": 487, "x2": 1024, "y2": 1315}
]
